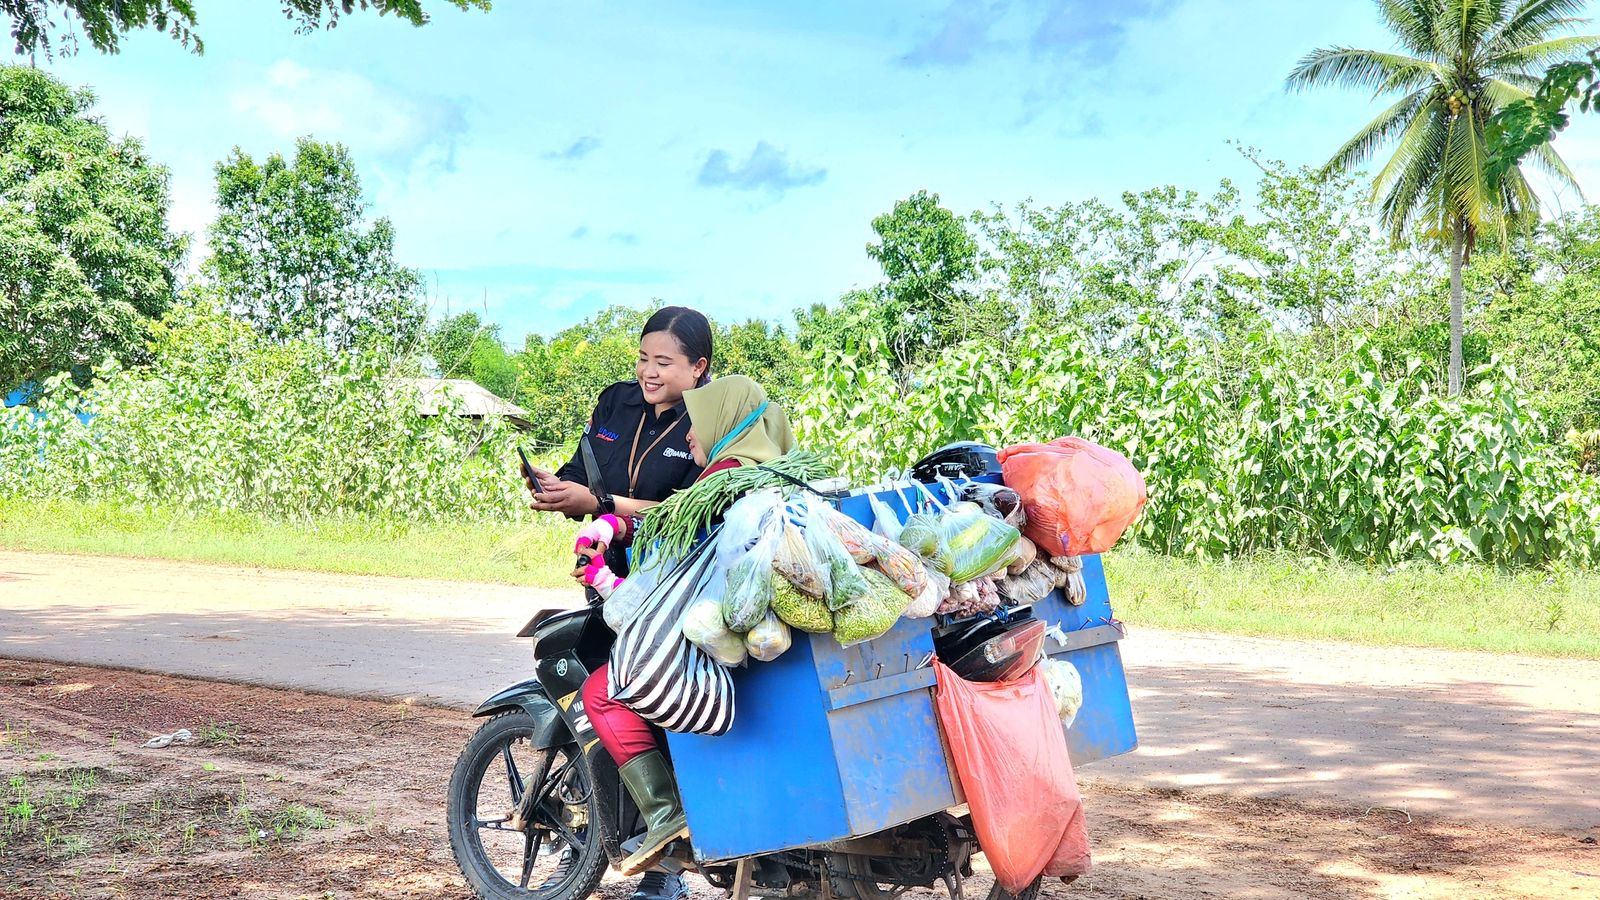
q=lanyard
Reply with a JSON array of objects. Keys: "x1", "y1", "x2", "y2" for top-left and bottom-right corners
[{"x1": 627, "y1": 409, "x2": 684, "y2": 495}]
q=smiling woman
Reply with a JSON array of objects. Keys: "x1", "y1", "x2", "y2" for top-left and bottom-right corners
[{"x1": 519, "y1": 306, "x2": 713, "y2": 575}]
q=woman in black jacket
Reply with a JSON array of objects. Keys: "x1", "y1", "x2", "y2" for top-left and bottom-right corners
[{"x1": 524, "y1": 306, "x2": 712, "y2": 586}]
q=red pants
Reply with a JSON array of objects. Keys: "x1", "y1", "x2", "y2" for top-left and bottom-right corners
[{"x1": 583, "y1": 664, "x2": 659, "y2": 766}]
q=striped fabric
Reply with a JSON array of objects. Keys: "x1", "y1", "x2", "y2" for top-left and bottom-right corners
[{"x1": 608, "y1": 540, "x2": 736, "y2": 736}]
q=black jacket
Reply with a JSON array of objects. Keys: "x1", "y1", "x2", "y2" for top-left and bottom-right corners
[{"x1": 557, "y1": 381, "x2": 703, "y2": 572}]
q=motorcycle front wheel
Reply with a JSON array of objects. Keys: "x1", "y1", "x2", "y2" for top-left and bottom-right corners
[{"x1": 447, "y1": 710, "x2": 607, "y2": 900}]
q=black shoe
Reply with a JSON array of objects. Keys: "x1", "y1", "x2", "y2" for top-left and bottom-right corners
[{"x1": 631, "y1": 871, "x2": 688, "y2": 900}]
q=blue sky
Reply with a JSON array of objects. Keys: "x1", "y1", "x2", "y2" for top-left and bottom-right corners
[{"x1": 30, "y1": 0, "x2": 1600, "y2": 344}]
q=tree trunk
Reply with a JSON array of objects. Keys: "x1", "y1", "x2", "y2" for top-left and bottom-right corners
[{"x1": 1448, "y1": 223, "x2": 1465, "y2": 397}]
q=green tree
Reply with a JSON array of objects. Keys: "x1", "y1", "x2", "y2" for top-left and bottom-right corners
[
  {"x1": 428, "y1": 311, "x2": 518, "y2": 399},
  {"x1": 1287, "y1": 0, "x2": 1595, "y2": 396},
  {"x1": 3, "y1": 0, "x2": 490, "y2": 57},
  {"x1": 207, "y1": 138, "x2": 425, "y2": 353},
  {"x1": 513, "y1": 305, "x2": 652, "y2": 446},
  {"x1": 0, "y1": 65, "x2": 183, "y2": 393},
  {"x1": 717, "y1": 317, "x2": 799, "y2": 405},
  {"x1": 867, "y1": 190, "x2": 984, "y2": 371}
]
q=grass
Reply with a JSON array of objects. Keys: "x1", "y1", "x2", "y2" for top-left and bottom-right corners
[
  {"x1": 0, "y1": 497, "x2": 575, "y2": 587},
  {"x1": 4, "y1": 497, "x2": 1597, "y2": 658},
  {"x1": 1104, "y1": 545, "x2": 1600, "y2": 658}
]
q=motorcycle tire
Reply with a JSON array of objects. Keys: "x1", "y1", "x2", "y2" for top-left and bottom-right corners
[{"x1": 448, "y1": 709, "x2": 607, "y2": 900}]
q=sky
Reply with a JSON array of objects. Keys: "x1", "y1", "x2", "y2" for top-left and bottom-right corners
[{"x1": 27, "y1": 0, "x2": 1600, "y2": 344}]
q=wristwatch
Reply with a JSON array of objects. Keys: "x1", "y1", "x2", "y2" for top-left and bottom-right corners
[{"x1": 594, "y1": 491, "x2": 616, "y2": 516}]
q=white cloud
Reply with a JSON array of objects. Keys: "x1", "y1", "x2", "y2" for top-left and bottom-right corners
[{"x1": 230, "y1": 60, "x2": 468, "y2": 171}]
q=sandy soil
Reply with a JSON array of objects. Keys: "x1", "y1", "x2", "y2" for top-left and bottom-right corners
[{"x1": 2, "y1": 659, "x2": 1595, "y2": 900}]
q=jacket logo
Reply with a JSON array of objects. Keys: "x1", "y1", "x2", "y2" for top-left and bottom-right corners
[
  {"x1": 596, "y1": 427, "x2": 619, "y2": 442},
  {"x1": 663, "y1": 448, "x2": 693, "y2": 461}
]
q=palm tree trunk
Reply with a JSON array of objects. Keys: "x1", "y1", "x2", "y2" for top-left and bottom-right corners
[{"x1": 1448, "y1": 222, "x2": 1465, "y2": 397}]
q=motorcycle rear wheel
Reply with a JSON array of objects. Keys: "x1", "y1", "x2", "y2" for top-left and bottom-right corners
[{"x1": 448, "y1": 710, "x2": 607, "y2": 900}]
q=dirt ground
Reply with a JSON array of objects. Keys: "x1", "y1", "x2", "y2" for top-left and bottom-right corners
[{"x1": 2, "y1": 659, "x2": 1595, "y2": 900}]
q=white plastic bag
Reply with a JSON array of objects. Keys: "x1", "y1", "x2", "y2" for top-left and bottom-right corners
[
  {"x1": 605, "y1": 554, "x2": 672, "y2": 632},
  {"x1": 904, "y1": 568, "x2": 949, "y2": 619},
  {"x1": 744, "y1": 611, "x2": 792, "y2": 662},
  {"x1": 1043, "y1": 658, "x2": 1084, "y2": 726},
  {"x1": 682, "y1": 597, "x2": 748, "y2": 667}
]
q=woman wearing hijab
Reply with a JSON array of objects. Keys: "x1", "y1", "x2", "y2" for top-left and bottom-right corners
[{"x1": 576, "y1": 375, "x2": 795, "y2": 877}]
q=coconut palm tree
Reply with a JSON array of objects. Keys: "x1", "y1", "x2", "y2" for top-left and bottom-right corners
[{"x1": 1288, "y1": 0, "x2": 1597, "y2": 395}]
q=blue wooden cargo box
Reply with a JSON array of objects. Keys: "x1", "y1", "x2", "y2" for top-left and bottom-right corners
[{"x1": 666, "y1": 479, "x2": 1138, "y2": 863}]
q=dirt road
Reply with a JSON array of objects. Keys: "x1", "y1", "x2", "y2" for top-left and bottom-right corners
[
  {"x1": 2, "y1": 549, "x2": 1597, "y2": 834},
  {"x1": 3, "y1": 659, "x2": 1596, "y2": 900}
]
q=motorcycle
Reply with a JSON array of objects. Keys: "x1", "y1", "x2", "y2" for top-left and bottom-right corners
[{"x1": 445, "y1": 550, "x2": 1040, "y2": 900}]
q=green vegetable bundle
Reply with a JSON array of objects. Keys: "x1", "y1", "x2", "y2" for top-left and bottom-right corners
[{"x1": 634, "y1": 450, "x2": 833, "y2": 565}]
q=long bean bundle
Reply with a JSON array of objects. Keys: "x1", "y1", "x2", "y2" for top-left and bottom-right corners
[{"x1": 633, "y1": 450, "x2": 833, "y2": 566}]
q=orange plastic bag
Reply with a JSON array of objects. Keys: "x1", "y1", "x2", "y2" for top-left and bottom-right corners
[
  {"x1": 998, "y1": 437, "x2": 1147, "y2": 558},
  {"x1": 933, "y1": 661, "x2": 1091, "y2": 893}
]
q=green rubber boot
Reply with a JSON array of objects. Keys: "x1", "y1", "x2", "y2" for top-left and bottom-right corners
[{"x1": 618, "y1": 751, "x2": 690, "y2": 876}]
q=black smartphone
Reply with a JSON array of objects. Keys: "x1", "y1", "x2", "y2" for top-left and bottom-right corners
[{"x1": 517, "y1": 446, "x2": 537, "y2": 488}]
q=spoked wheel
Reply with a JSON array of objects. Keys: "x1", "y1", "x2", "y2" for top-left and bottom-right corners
[{"x1": 448, "y1": 710, "x2": 607, "y2": 900}]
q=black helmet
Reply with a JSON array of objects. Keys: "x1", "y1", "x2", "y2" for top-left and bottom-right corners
[{"x1": 909, "y1": 442, "x2": 1003, "y2": 483}]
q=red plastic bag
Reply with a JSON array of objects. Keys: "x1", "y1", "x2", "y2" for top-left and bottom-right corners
[
  {"x1": 998, "y1": 437, "x2": 1147, "y2": 557},
  {"x1": 933, "y1": 661, "x2": 1091, "y2": 893}
]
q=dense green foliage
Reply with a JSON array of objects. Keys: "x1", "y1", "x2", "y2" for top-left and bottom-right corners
[
  {"x1": 0, "y1": 65, "x2": 184, "y2": 393},
  {"x1": 0, "y1": 300, "x2": 529, "y2": 521},
  {"x1": 207, "y1": 138, "x2": 425, "y2": 352},
  {"x1": 1288, "y1": 0, "x2": 1595, "y2": 395},
  {"x1": 3, "y1": 0, "x2": 490, "y2": 56},
  {"x1": 799, "y1": 322, "x2": 1600, "y2": 567}
]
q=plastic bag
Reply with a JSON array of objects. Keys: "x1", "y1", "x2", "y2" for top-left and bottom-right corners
[
  {"x1": 867, "y1": 491, "x2": 904, "y2": 542},
  {"x1": 900, "y1": 503, "x2": 1021, "y2": 583},
  {"x1": 932, "y1": 661, "x2": 1091, "y2": 892},
  {"x1": 998, "y1": 561, "x2": 1057, "y2": 606},
  {"x1": 999, "y1": 437, "x2": 1147, "y2": 557},
  {"x1": 818, "y1": 504, "x2": 884, "y2": 564},
  {"x1": 799, "y1": 495, "x2": 870, "y2": 610},
  {"x1": 1048, "y1": 556, "x2": 1086, "y2": 605},
  {"x1": 609, "y1": 540, "x2": 736, "y2": 735},
  {"x1": 833, "y1": 567, "x2": 913, "y2": 647},
  {"x1": 605, "y1": 553, "x2": 673, "y2": 632},
  {"x1": 716, "y1": 489, "x2": 784, "y2": 566},
  {"x1": 958, "y1": 482, "x2": 1027, "y2": 528},
  {"x1": 904, "y1": 568, "x2": 949, "y2": 618},
  {"x1": 682, "y1": 597, "x2": 748, "y2": 667},
  {"x1": 1042, "y1": 657, "x2": 1084, "y2": 726},
  {"x1": 874, "y1": 540, "x2": 929, "y2": 597},
  {"x1": 744, "y1": 611, "x2": 792, "y2": 662},
  {"x1": 939, "y1": 574, "x2": 1003, "y2": 616},
  {"x1": 773, "y1": 522, "x2": 826, "y2": 598},
  {"x1": 1006, "y1": 535, "x2": 1038, "y2": 575},
  {"x1": 722, "y1": 551, "x2": 776, "y2": 631},
  {"x1": 771, "y1": 575, "x2": 834, "y2": 633}
]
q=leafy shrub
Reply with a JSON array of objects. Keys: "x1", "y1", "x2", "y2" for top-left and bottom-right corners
[
  {"x1": 0, "y1": 301, "x2": 532, "y2": 523},
  {"x1": 797, "y1": 324, "x2": 1600, "y2": 567}
]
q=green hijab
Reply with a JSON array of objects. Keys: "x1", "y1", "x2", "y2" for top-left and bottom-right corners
[{"x1": 682, "y1": 375, "x2": 797, "y2": 467}]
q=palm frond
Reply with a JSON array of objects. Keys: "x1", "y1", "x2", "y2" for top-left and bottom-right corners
[
  {"x1": 1379, "y1": 0, "x2": 1442, "y2": 55},
  {"x1": 1486, "y1": 0, "x2": 1591, "y2": 57},
  {"x1": 1443, "y1": 106, "x2": 1497, "y2": 226},
  {"x1": 1323, "y1": 90, "x2": 1431, "y2": 175},
  {"x1": 1374, "y1": 100, "x2": 1452, "y2": 236},
  {"x1": 1482, "y1": 76, "x2": 1534, "y2": 107},
  {"x1": 1487, "y1": 33, "x2": 1600, "y2": 72},
  {"x1": 1529, "y1": 141, "x2": 1584, "y2": 198},
  {"x1": 1438, "y1": 0, "x2": 1502, "y2": 58},
  {"x1": 1287, "y1": 46, "x2": 1437, "y2": 93}
]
